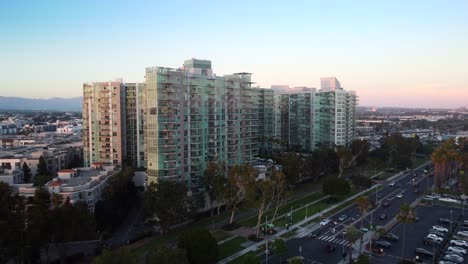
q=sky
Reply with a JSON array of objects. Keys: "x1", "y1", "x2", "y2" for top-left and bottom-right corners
[{"x1": 0, "y1": 0, "x2": 467, "y2": 108}]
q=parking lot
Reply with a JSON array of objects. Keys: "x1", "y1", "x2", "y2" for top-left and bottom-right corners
[{"x1": 373, "y1": 203, "x2": 467, "y2": 264}]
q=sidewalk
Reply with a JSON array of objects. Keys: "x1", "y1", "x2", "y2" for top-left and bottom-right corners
[{"x1": 217, "y1": 184, "x2": 382, "y2": 264}]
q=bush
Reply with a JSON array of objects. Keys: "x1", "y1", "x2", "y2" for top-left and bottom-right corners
[{"x1": 351, "y1": 175, "x2": 373, "y2": 188}]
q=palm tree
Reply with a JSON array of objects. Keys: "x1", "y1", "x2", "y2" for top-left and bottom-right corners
[
  {"x1": 397, "y1": 203, "x2": 415, "y2": 260},
  {"x1": 344, "y1": 227, "x2": 360, "y2": 263},
  {"x1": 456, "y1": 137, "x2": 468, "y2": 194},
  {"x1": 431, "y1": 139, "x2": 458, "y2": 190},
  {"x1": 354, "y1": 195, "x2": 370, "y2": 254},
  {"x1": 355, "y1": 195, "x2": 370, "y2": 230}
]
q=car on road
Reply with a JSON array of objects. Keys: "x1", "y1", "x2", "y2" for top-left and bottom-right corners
[
  {"x1": 382, "y1": 201, "x2": 391, "y2": 208},
  {"x1": 396, "y1": 193, "x2": 403, "y2": 199},
  {"x1": 450, "y1": 240, "x2": 468, "y2": 248},
  {"x1": 360, "y1": 227, "x2": 369, "y2": 232},
  {"x1": 375, "y1": 240, "x2": 392, "y2": 248},
  {"x1": 415, "y1": 247, "x2": 434, "y2": 258},
  {"x1": 382, "y1": 233, "x2": 399, "y2": 241},
  {"x1": 433, "y1": 226, "x2": 449, "y2": 233},
  {"x1": 414, "y1": 188, "x2": 420, "y2": 194},
  {"x1": 448, "y1": 246, "x2": 467, "y2": 255},
  {"x1": 377, "y1": 193, "x2": 383, "y2": 199},
  {"x1": 427, "y1": 234, "x2": 443, "y2": 242},
  {"x1": 389, "y1": 182, "x2": 395, "y2": 186},
  {"x1": 320, "y1": 219, "x2": 331, "y2": 226},
  {"x1": 443, "y1": 254, "x2": 464, "y2": 264},
  {"x1": 379, "y1": 214, "x2": 388, "y2": 220},
  {"x1": 338, "y1": 214, "x2": 347, "y2": 221},
  {"x1": 439, "y1": 218, "x2": 453, "y2": 224}
]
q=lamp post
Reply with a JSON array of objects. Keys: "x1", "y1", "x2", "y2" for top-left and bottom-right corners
[{"x1": 265, "y1": 215, "x2": 269, "y2": 264}]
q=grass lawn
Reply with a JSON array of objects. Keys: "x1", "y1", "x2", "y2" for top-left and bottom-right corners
[
  {"x1": 218, "y1": 236, "x2": 248, "y2": 260},
  {"x1": 227, "y1": 249, "x2": 264, "y2": 264},
  {"x1": 239, "y1": 192, "x2": 325, "y2": 227}
]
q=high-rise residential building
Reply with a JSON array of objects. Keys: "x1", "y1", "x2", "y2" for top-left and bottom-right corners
[
  {"x1": 124, "y1": 83, "x2": 146, "y2": 169},
  {"x1": 83, "y1": 81, "x2": 125, "y2": 167},
  {"x1": 272, "y1": 86, "x2": 316, "y2": 152},
  {"x1": 315, "y1": 77, "x2": 357, "y2": 147},
  {"x1": 144, "y1": 59, "x2": 274, "y2": 188}
]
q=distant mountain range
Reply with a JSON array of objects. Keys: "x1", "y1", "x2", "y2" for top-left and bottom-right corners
[{"x1": 0, "y1": 96, "x2": 82, "y2": 111}]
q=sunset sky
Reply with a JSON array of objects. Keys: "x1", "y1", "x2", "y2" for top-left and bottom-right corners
[{"x1": 1, "y1": 0, "x2": 467, "y2": 108}]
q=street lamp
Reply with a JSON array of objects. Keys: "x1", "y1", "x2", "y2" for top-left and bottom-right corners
[{"x1": 265, "y1": 215, "x2": 269, "y2": 264}]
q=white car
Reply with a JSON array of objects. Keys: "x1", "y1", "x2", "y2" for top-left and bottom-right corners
[
  {"x1": 427, "y1": 234, "x2": 443, "y2": 242},
  {"x1": 389, "y1": 182, "x2": 395, "y2": 186},
  {"x1": 433, "y1": 226, "x2": 449, "y2": 233},
  {"x1": 320, "y1": 219, "x2": 331, "y2": 226},
  {"x1": 450, "y1": 240, "x2": 468, "y2": 248},
  {"x1": 448, "y1": 246, "x2": 467, "y2": 255},
  {"x1": 396, "y1": 194, "x2": 403, "y2": 198},
  {"x1": 458, "y1": 231, "x2": 468, "y2": 237}
]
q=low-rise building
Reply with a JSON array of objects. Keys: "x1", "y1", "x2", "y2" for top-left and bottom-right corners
[{"x1": 16, "y1": 163, "x2": 119, "y2": 212}]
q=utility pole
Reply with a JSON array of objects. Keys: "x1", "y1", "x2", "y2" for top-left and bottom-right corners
[{"x1": 265, "y1": 215, "x2": 269, "y2": 264}]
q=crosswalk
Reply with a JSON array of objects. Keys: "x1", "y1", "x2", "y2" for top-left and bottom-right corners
[{"x1": 316, "y1": 235, "x2": 351, "y2": 246}]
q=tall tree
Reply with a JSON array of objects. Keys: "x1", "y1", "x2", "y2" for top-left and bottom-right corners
[
  {"x1": 322, "y1": 177, "x2": 351, "y2": 198},
  {"x1": 37, "y1": 155, "x2": 50, "y2": 176},
  {"x1": 351, "y1": 139, "x2": 371, "y2": 166},
  {"x1": 280, "y1": 153, "x2": 304, "y2": 185},
  {"x1": 397, "y1": 203, "x2": 416, "y2": 259},
  {"x1": 33, "y1": 187, "x2": 51, "y2": 209},
  {"x1": 246, "y1": 179, "x2": 275, "y2": 238},
  {"x1": 270, "y1": 170, "x2": 289, "y2": 223},
  {"x1": 203, "y1": 161, "x2": 225, "y2": 217},
  {"x1": 22, "y1": 162, "x2": 31, "y2": 183},
  {"x1": 456, "y1": 137, "x2": 468, "y2": 194},
  {"x1": 226, "y1": 165, "x2": 255, "y2": 224},
  {"x1": 355, "y1": 196, "x2": 370, "y2": 230},
  {"x1": 431, "y1": 139, "x2": 458, "y2": 189},
  {"x1": 272, "y1": 239, "x2": 288, "y2": 263},
  {"x1": 344, "y1": 227, "x2": 360, "y2": 263},
  {"x1": 178, "y1": 227, "x2": 218, "y2": 264},
  {"x1": 143, "y1": 181, "x2": 189, "y2": 233}
]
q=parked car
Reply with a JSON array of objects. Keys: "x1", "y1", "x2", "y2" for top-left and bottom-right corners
[
  {"x1": 448, "y1": 246, "x2": 467, "y2": 255},
  {"x1": 414, "y1": 189, "x2": 420, "y2": 194},
  {"x1": 379, "y1": 214, "x2": 388, "y2": 220},
  {"x1": 375, "y1": 240, "x2": 392, "y2": 248},
  {"x1": 450, "y1": 240, "x2": 468, "y2": 248},
  {"x1": 415, "y1": 247, "x2": 434, "y2": 258},
  {"x1": 443, "y1": 254, "x2": 463, "y2": 264},
  {"x1": 338, "y1": 215, "x2": 347, "y2": 221},
  {"x1": 428, "y1": 229, "x2": 446, "y2": 238},
  {"x1": 457, "y1": 231, "x2": 468, "y2": 237},
  {"x1": 382, "y1": 201, "x2": 391, "y2": 208},
  {"x1": 440, "y1": 218, "x2": 453, "y2": 224},
  {"x1": 438, "y1": 260, "x2": 458, "y2": 264},
  {"x1": 424, "y1": 236, "x2": 442, "y2": 246},
  {"x1": 433, "y1": 226, "x2": 449, "y2": 233},
  {"x1": 427, "y1": 234, "x2": 443, "y2": 242},
  {"x1": 453, "y1": 235, "x2": 468, "y2": 242},
  {"x1": 382, "y1": 233, "x2": 399, "y2": 241},
  {"x1": 320, "y1": 219, "x2": 331, "y2": 226}
]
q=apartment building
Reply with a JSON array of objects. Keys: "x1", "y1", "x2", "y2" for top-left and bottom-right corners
[
  {"x1": 83, "y1": 81, "x2": 125, "y2": 167},
  {"x1": 144, "y1": 59, "x2": 274, "y2": 189},
  {"x1": 272, "y1": 86, "x2": 316, "y2": 152},
  {"x1": 124, "y1": 83, "x2": 146, "y2": 169},
  {"x1": 16, "y1": 163, "x2": 119, "y2": 212},
  {"x1": 315, "y1": 77, "x2": 357, "y2": 147}
]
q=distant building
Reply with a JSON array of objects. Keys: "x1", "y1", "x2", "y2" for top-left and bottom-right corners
[
  {"x1": 16, "y1": 163, "x2": 119, "y2": 212},
  {"x1": 315, "y1": 77, "x2": 357, "y2": 147},
  {"x1": 83, "y1": 81, "x2": 125, "y2": 167}
]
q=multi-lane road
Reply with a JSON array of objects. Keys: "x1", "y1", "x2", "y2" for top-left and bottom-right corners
[{"x1": 264, "y1": 162, "x2": 432, "y2": 264}]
